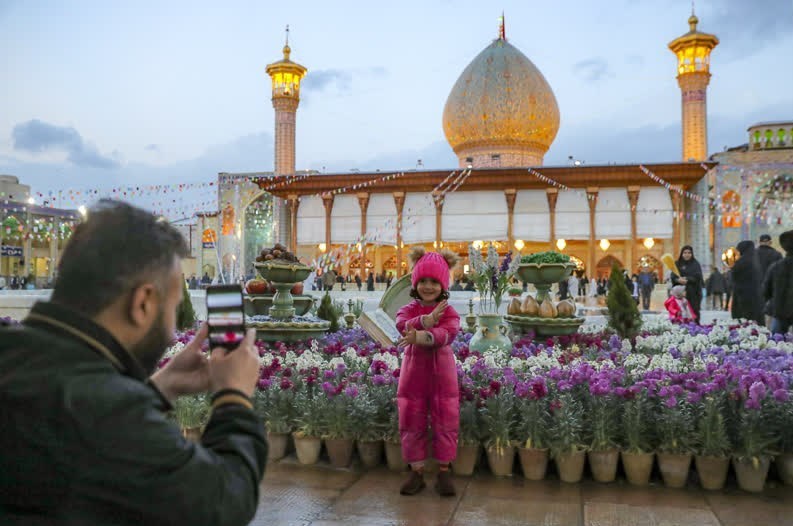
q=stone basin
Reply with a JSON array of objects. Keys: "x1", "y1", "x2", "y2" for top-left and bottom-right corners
[
  {"x1": 504, "y1": 314, "x2": 585, "y2": 337},
  {"x1": 244, "y1": 294, "x2": 315, "y2": 317},
  {"x1": 515, "y1": 262, "x2": 576, "y2": 285}
]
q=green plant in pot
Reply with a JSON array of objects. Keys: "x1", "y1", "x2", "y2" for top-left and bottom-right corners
[
  {"x1": 693, "y1": 392, "x2": 732, "y2": 490},
  {"x1": 467, "y1": 243, "x2": 519, "y2": 353}
]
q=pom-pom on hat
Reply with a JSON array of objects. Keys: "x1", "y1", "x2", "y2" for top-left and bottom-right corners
[
  {"x1": 408, "y1": 246, "x2": 460, "y2": 291},
  {"x1": 671, "y1": 285, "x2": 686, "y2": 298}
]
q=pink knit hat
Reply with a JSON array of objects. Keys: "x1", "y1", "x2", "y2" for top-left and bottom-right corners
[{"x1": 411, "y1": 252, "x2": 450, "y2": 290}]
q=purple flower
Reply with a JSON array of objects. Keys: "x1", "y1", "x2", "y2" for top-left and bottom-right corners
[
  {"x1": 321, "y1": 381, "x2": 336, "y2": 396},
  {"x1": 279, "y1": 378, "x2": 293, "y2": 390},
  {"x1": 343, "y1": 385, "x2": 359, "y2": 398},
  {"x1": 371, "y1": 374, "x2": 389, "y2": 386},
  {"x1": 773, "y1": 388, "x2": 789, "y2": 402},
  {"x1": 664, "y1": 396, "x2": 677, "y2": 408},
  {"x1": 749, "y1": 381, "x2": 766, "y2": 402},
  {"x1": 323, "y1": 370, "x2": 335, "y2": 379}
]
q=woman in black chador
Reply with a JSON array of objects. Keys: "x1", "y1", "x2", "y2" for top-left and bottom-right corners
[
  {"x1": 730, "y1": 240, "x2": 764, "y2": 324},
  {"x1": 672, "y1": 245, "x2": 704, "y2": 323}
]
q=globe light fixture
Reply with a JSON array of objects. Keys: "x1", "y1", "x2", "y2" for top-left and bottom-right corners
[
  {"x1": 514, "y1": 239, "x2": 525, "y2": 251},
  {"x1": 556, "y1": 238, "x2": 566, "y2": 251},
  {"x1": 599, "y1": 239, "x2": 611, "y2": 252},
  {"x1": 78, "y1": 205, "x2": 87, "y2": 217},
  {"x1": 643, "y1": 237, "x2": 655, "y2": 249},
  {"x1": 318, "y1": 243, "x2": 327, "y2": 253},
  {"x1": 472, "y1": 240, "x2": 484, "y2": 250},
  {"x1": 27, "y1": 197, "x2": 35, "y2": 205}
]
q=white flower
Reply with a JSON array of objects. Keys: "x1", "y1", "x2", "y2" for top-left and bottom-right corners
[{"x1": 163, "y1": 341, "x2": 185, "y2": 359}]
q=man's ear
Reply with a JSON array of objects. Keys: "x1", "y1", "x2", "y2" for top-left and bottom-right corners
[{"x1": 128, "y1": 283, "x2": 158, "y2": 327}]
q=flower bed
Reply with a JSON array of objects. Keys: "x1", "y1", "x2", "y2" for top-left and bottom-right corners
[{"x1": 164, "y1": 318, "x2": 793, "y2": 488}]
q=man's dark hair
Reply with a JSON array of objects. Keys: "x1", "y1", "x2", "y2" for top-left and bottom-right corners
[{"x1": 52, "y1": 200, "x2": 189, "y2": 317}]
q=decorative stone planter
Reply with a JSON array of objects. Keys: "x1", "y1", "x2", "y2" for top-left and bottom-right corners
[
  {"x1": 518, "y1": 447, "x2": 549, "y2": 481},
  {"x1": 384, "y1": 440, "x2": 406, "y2": 472},
  {"x1": 356, "y1": 440, "x2": 384, "y2": 469},
  {"x1": 452, "y1": 443, "x2": 481, "y2": 476},
  {"x1": 588, "y1": 449, "x2": 619, "y2": 483},
  {"x1": 266, "y1": 431, "x2": 289, "y2": 462},
  {"x1": 486, "y1": 446, "x2": 515, "y2": 477},
  {"x1": 469, "y1": 314, "x2": 512, "y2": 354},
  {"x1": 292, "y1": 433, "x2": 321, "y2": 465},
  {"x1": 657, "y1": 452, "x2": 692, "y2": 488},
  {"x1": 555, "y1": 450, "x2": 586, "y2": 483},
  {"x1": 733, "y1": 456, "x2": 770, "y2": 493},
  {"x1": 695, "y1": 455, "x2": 730, "y2": 490},
  {"x1": 325, "y1": 438, "x2": 355, "y2": 468},
  {"x1": 777, "y1": 453, "x2": 793, "y2": 486},
  {"x1": 621, "y1": 451, "x2": 654, "y2": 486}
]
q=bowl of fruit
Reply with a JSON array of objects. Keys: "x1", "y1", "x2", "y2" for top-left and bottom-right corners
[{"x1": 253, "y1": 243, "x2": 312, "y2": 284}]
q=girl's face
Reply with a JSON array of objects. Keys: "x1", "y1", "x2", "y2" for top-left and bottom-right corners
[
  {"x1": 682, "y1": 249, "x2": 693, "y2": 261},
  {"x1": 417, "y1": 277, "x2": 442, "y2": 302}
]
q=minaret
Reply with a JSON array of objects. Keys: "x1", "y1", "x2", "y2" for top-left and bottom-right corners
[
  {"x1": 266, "y1": 27, "x2": 307, "y2": 248},
  {"x1": 668, "y1": 10, "x2": 718, "y2": 161},
  {"x1": 266, "y1": 27, "x2": 307, "y2": 177}
]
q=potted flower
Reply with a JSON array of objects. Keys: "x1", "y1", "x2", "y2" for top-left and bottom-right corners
[
  {"x1": 730, "y1": 379, "x2": 779, "y2": 492},
  {"x1": 514, "y1": 377, "x2": 551, "y2": 480},
  {"x1": 620, "y1": 389, "x2": 656, "y2": 486},
  {"x1": 173, "y1": 393, "x2": 209, "y2": 442},
  {"x1": 655, "y1": 393, "x2": 695, "y2": 488},
  {"x1": 548, "y1": 391, "x2": 587, "y2": 483},
  {"x1": 292, "y1": 391, "x2": 326, "y2": 465},
  {"x1": 351, "y1": 388, "x2": 385, "y2": 468},
  {"x1": 254, "y1": 378, "x2": 297, "y2": 461},
  {"x1": 479, "y1": 383, "x2": 516, "y2": 476},
  {"x1": 323, "y1": 382, "x2": 359, "y2": 468},
  {"x1": 467, "y1": 244, "x2": 520, "y2": 353},
  {"x1": 453, "y1": 395, "x2": 482, "y2": 476},
  {"x1": 776, "y1": 390, "x2": 793, "y2": 485},
  {"x1": 586, "y1": 372, "x2": 622, "y2": 483},
  {"x1": 693, "y1": 391, "x2": 731, "y2": 490}
]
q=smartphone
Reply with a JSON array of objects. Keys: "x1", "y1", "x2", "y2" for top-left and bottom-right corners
[{"x1": 206, "y1": 284, "x2": 246, "y2": 351}]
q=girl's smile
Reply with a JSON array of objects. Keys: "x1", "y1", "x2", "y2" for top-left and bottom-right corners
[{"x1": 417, "y1": 278, "x2": 442, "y2": 303}]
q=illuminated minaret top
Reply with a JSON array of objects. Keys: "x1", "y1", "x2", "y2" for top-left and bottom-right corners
[
  {"x1": 265, "y1": 26, "x2": 307, "y2": 176},
  {"x1": 668, "y1": 9, "x2": 719, "y2": 162}
]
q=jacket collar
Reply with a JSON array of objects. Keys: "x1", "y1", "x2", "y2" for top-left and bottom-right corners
[{"x1": 24, "y1": 301, "x2": 148, "y2": 381}]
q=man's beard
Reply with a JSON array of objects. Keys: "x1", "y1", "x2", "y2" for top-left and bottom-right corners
[{"x1": 131, "y1": 314, "x2": 173, "y2": 375}]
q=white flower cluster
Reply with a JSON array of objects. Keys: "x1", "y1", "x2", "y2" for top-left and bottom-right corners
[
  {"x1": 327, "y1": 356, "x2": 346, "y2": 369},
  {"x1": 260, "y1": 352, "x2": 277, "y2": 367},
  {"x1": 163, "y1": 341, "x2": 185, "y2": 359},
  {"x1": 370, "y1": 351, "x2": 400, "y2": 371},
  {"x1": 295, "y1": 349, "x2": 326, "y2": 371},
  {"x1": 342, "y1": 347, "x2": 369, "y2": 368}
]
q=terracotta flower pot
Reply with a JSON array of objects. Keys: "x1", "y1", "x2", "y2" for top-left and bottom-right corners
[
  {"x1": 452, "y1": 443, "x2": 480, "y2": 476},
  {"x1": 356, "y1": 440, "x2": 384, "y2": 468},
  {"x1": 732, "y1": 456, "x2": 770, "y2": 493},
  {"x1": 486, "y1": 446, "x2": 515, "y2": 477},
  {"x1": 555, "y1": 450, "x2": 586, "y2": 483},
  {"x1": 384, "y1": 440, "x2": 406, "y2": 472},
  {"x1": 621, "y1": 451, "x2": 654, "y2": 486},
  {"x1": 325, "y1": 438, "x2": 354, "y2": 468},
  {"x1": 266, "y1": 431, "x2": 289, "y2": 462},
  {"x1": 657, "y1": 452, "x2": 692, "y2": 488},
  {"x1": 292, "y1": 433, "x2": 321, "y2": 465},
  {"x1": 588, "y1": 449, "x2": 619, "y2": 483},
  {"x1": 777, "y1": 453, "x2": 793, "y2": 486},
  {"x1": 695, "y1": 455, "x2": 729, "y2": 490},
  {"x1": 182, "y1": 426, "x2": 202, "y2": 443},
  {"x1": 518, "y1": 447, "x2": 549, "y2": 481}
]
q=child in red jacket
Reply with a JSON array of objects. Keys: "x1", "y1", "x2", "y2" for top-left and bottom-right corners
[
  {"x1": 664, "y1": 285, "x2": 696, "y2": 323},
  {"x1": 396, "y1": 247, "x2": 460, "y2": 497}
]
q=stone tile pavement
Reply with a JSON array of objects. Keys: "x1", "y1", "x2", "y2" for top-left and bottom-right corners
[{"x1": 251, "y1": 456, "x2": 793, "y2": 526}]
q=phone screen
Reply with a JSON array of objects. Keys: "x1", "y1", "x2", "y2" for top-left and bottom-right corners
[{"x1": 206, "y1": 284, "x2": 245, "y2": 350}]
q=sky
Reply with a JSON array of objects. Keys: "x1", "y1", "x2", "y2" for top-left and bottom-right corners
[{"x1": 1, "y1": 0, "x2": 792, "y2": 217}]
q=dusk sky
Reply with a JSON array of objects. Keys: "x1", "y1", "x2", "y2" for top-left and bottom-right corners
[{"x1": 1, "y1": 0, "x2": 791, "y2": 215}]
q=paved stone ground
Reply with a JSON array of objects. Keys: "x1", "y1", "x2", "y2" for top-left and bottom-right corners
[{"x1": 251, "y1": 455, "x2": 793, "y2": 526}]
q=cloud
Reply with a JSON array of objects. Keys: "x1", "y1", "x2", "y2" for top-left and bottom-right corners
[
  {"x1": 704, "y1": 0, "x2": 792, "y2": 53},
  {"x1": 11, "y1": 119, "x2": 120, "y2": 169},
  {"x1": 144, "y1": 144, "x2": 160, "y2": 152},
  {"x1": 301, "y1": 67, "x2": 387, "y2": 93},
  {"x1": 573, "y1": 58, "x2": 612, "y2": 82}
]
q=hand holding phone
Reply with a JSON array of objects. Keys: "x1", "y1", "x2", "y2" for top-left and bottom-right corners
[{"x1": 206, "y1": 284, "x2": 246, "y2": 351}]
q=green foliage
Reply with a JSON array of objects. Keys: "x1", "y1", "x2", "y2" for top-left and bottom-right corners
[
  {"x1": 480, "y1": 391, "x2": 516, "y2": 451},
  {"x1": 173, "y1": 394, "x2": 210, "y2": 429},
  {"x1": 520, "y1": 251, "x2": 571, "y2": 264},
  {"x1": 548, "y1": 392, "x2": 586, "y2": 457},
  {"x1": 459, "y1": 398, "x2": 483, "y2": 446},
  {"x1": 317, "y1": 293, "x2": 340, "y2": 332},
  {"x1": 656, "y1": 398, "x2": 695, "y2": 454},
  {"x1": 515, "y1": 397, "x2": 550, "y2": 450},
  {"x1": 293, "y1": 391, "x2": 327, "y2": 438},
  {"x1": 350, "y1": 389, "x2": 381, "y2": 442},
  {"x1": 622, "y1": 394, "x2": 655, "y2": 454},
  {"x1": 588, "y1": 394, "x2": 622, "y2": 452},
  {"x1": 351, "y1": 299, "x2": 365, "y2": 317},
  {"x1": 176, "y1": 278, "x2": 196, "y2": 331},
  {"x1": 254, "y1": 384, "x2": 296, "y2": 434},
  {"x1": 695, "y1": 394, "x2": 731, "y2": 457},
  {"x1": 606, "y1": 264, "x2": 642, "y2": 340},
  {"x1": 323, "y1": 392, "x2": 356, "y2": 439},
  {"x1": 730, "y1": 398, "x2": 779, "y2": 460}
]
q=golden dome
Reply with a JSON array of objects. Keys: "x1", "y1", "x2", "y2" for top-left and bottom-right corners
[{"x1": 442, "y1": 38, "x2": 560, "y2": 167}]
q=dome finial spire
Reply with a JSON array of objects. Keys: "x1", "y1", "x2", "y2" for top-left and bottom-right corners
[
  {"x1": 688, "y1": 2, "x2": 699, "y2": 31},
  {"x1": 499, "y1": 12, "x2": 506, "y2": 41},
  {"x1": 282, "y1": 24, "x2": 291, "y2": 59}
]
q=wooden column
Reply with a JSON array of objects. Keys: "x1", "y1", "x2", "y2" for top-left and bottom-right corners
[
  {"x1": 546, "y1": 188, "x2": 559, "y2": 251},
  {"x1": 669, "y1": 187, "x2": 682, "y2": 258},
  {"x1": 287, "y1": 194, "x2": 300, "y2": 253},
  {"x1": 357, "y1": 192, "x2": 370, "y2": 272},
  {"x1": 321, "y1": 193, "x2": 334, "y2": 259},
  {"x1": 393, "y1": 192, "x2": 405, "y2": 277},
  {"x1": 587, "y1": 187, "x2": 599, "y2": 276},
  {"x1": 434, "y1": 194, "x2": 444, "y2": 249},
  {"x1": 627, "y1": 186, "x2": 640, "y2": 274},
  {"x1": 504, "y1": 188, "x2": 517, "y2": 251}
]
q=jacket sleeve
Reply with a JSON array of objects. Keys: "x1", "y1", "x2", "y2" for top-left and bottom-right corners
[
  {"x1": 762, "y1": 262, "x2": 776, "y2": 302},
  {"x1": 396, "y1": 302, "x2": 425, "y2": 333},
  {"x1": 425, "y1": 307, "x2": 460, "y2": 348},
  {"x1": 63, "y1": 376, "x2": 267, "y2": 526}
]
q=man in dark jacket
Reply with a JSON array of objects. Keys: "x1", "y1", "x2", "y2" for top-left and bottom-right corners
[
  {"x1": 638, "y1": 269, "x2": 655, "y2": 310},
  {"x1": 757, "y1": 233, "x2": 783, "y2": 327},
  {"x1": 0, "y1": 200, "x2": 267, "y2": 525},
  {"x1": 763, "y1": 230, "x2": 793, "y2": 334},
  {"x1": 705, "y1": 268, "x2": 727, "y2": 310}
]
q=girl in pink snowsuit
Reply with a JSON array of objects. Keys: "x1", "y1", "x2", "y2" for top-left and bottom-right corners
[{"x1": 396, "y1": 247, "x2": 460, "y2": 497}]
